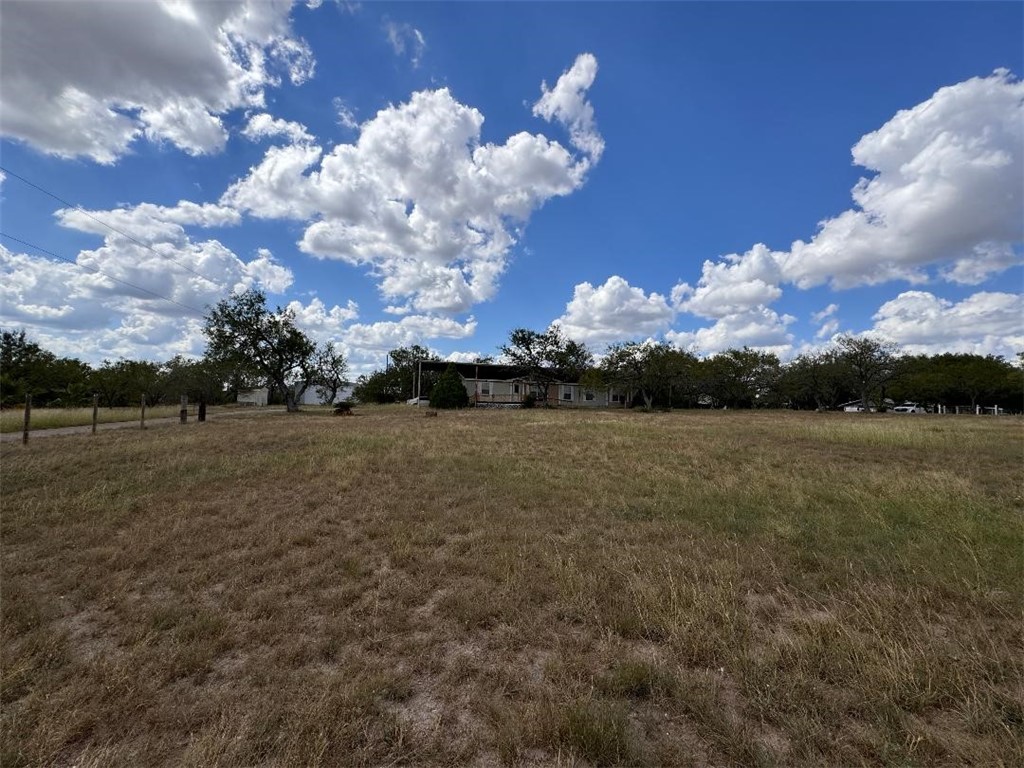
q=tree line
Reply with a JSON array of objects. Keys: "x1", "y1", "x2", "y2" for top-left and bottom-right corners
[
  {"x1": 2, "y1": 290, "x2": 349, "y2": 411},
  {"x1": 3, "y1": 289, "x2": 1021, "y2": 413},
  {"x1": 355, "y1": 327, "x2": 1023, "y2": 412}
]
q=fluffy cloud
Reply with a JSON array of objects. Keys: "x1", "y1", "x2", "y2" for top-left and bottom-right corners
[
  {"x1": 533, "y1": 53, "x2": 604, "y2": 161},
  {"x1": 333, "y1": 97, "x2": 359, "y2": 130},
  {"x1": 56, "y1": 201, "x2": 241, "y2": 242},
  {"x1": 0, "y1": 0, "x2": 314, "y2": 163},
  {"x1": 0, "y1": 199, "x2": 307, "y2": 361},
  {"x1": 554, "y1": 276, "x2": 673, "y2": 344},
  {"x1": 869, "y1": 290, "x2": 1023, "y2": 357},
  {"x1": 444, "y1": 350, "x2": 484, "y2": 363},
  {"x1": 672, "y1": 243, "x2": 785, "y2": 319},
  {"x1": 940, "y1": 242, "x2": 1023, "y2": 286},
  {"x1": 784, "y1": 70, "x2": 1023, "y2": 289},
  {"x1": 342, "y1": 315, "x2": 477, "y2": 352},
  {"x1": 285, "y1": 296, "x2": 359, "y2": 341},
  {"x1": 666, "y1": 307, "x2": 796, "y2": 357},
  {"x1": 241, "y1": 112, "x2": 315, "y2": 145},
  {"x1": 811, "y1": 303, "x2": 840, "y2": 339},
  {"x1": 672, "y1": 70, "x2": 1023, "y2": 335},
  {"x1": 223, "y1": 55, "x2": 602, "y2": 314},
  {"x1": 384, "y1": 20, "x2": 426, "y2": 68}
]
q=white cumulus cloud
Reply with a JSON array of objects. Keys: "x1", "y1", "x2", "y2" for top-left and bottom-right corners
[
  {"x1": 554, "y1": 276, "x2": 673, "y2": 344},
  {"x1": 783, "y1": 69, "x2": 1024, "y2": 289},
  {"x1": 869, "y1": 290, "x2": 1023, "y2": 357},
  {"x1": 533, "y1": 53, "x2": 604, "y2": 162},
  {"x1": 671, "y1": 70, "x2": 1023, "y2": 345},
  {"x1": 342, "y1": 315, "x2": 477, "y2": 352},
  {"x1": 666, "y1": 307, "x2": 796, "y2": 358},
  {"x1": 0, "y1": 0, "x2": 315, "y2": 163},
  {"x1": 223, "y1": 55, "x2": 603, "y2": 314},
  {"x1": 241, "y1": 112, "x2": 315, "y2": 145}
]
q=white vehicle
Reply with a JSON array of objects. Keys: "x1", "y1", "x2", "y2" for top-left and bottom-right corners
[{"x1": 892, "y1": 403, "x2": 926, "y2": 414}]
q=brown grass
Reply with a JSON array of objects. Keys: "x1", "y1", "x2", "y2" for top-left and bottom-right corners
[{"x1": 2, "y1": 407, "x2": 1021, "y2": 766}]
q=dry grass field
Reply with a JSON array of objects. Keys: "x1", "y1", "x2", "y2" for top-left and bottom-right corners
[{"x1": 2, "y1": 407, "x2": 1021, "y2": 766}]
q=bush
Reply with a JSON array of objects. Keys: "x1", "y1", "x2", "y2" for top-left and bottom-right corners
[
  {"x1": 429, "y1": 364, "x2": 469, "y2": 409},
  {"x1": 522, "y1": 392, "x2": 536, "y2": 409}
]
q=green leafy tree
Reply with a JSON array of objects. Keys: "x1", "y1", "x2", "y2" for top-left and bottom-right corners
[
  {"x1": 162, "y1": 355, "x2": 232, "y2": 405},
  {"x1": 351, "y1": 345, "x2": 440, "y2": 403},
  {"x1": 311, "y1": 343, "x2": 350, "y2": 404},
  {"x1": 835, "y1": 335, "x2": 901, "y2": 411},
  {"x1": 429, "y1": 364, "x2": 469, "y2": 409},
  {"x1": 699, "y1": 348, "x2": 782, "y2": 408},
  {"x1": 0, "y1": 329, "x2": 91, "y2": 407},
  {"x1": 89, "y1": 359, "x2": 163, "y2": 407},
  {"x1": 203, "y1": 289, "x2": 316, "y2": 412},
  {"x1": 600, "y1": 342, "x2": 684, "y2": 409},
  {"x1": 780, "y1": 350, "x2": 851, "y2": 410},
  {"x1": 500, "y1": 326, "x2": 592, "y2": 403}
]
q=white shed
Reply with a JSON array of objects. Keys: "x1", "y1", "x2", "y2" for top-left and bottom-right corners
[{"x1": 237, "y1": 387, "x2": 269, "y2": 406}]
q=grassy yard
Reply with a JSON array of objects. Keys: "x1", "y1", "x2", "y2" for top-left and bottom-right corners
[
  {"x1": 0, "y1": 405, "x2": 231, "y2": 434},
  {"x1": 1, "y1": 408, "x2": 1021, "y2": 766}
]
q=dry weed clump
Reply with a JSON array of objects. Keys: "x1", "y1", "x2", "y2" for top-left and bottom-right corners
[{"x1": 2, "y1": 407, "x2": 1021, "y2": 766}]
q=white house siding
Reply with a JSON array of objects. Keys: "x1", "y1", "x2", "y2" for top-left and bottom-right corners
[
  {"x1": 237, "y1": 388, "x2": 269, "y2": 406},
  {"x1": 299, "y1": 385, "x2": 354, "y2": 405},
  {"x1": 459, "y1": 377, "x2": 625, "y2": 407}
]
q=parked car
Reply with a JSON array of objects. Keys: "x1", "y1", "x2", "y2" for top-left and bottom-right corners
[{"x1": 892, "y1": 403, "x2": 926, "y2": 413}]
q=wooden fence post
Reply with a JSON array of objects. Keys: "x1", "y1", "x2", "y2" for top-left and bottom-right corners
[
  {"x1": 22, "y1": 395, "x2": 31, "y2": 445},
  {"x1": 141, "y1": 394, "x2": 146, "y2": 430},
  {"x1": 180, "y1": 394, "x2": 188, "y2": 424},
  {"x1": 198, "y1": 399, "x2": 206, "y2": 423},
  {"x1": 92, "y1": 394, "x2": 99, "y2": 434}
]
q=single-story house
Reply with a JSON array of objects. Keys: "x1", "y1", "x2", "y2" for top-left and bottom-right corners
[{"x1": 414, "y1": 361, "x2": 626, "y2": 408}]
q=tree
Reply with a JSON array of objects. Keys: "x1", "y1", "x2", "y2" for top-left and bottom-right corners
[
  {"x1": 699, "y1": 348, "x2": 782, "y2": 408},
  {"x1": 310, "y1": 343, "x2": 349, "y2": 405},
  {"x1": 89, "y1": 359, "x2": 163, "y2": 407},
  {"x1": 203, "y1": 289, "x2": 316, "y2": 412},
  {"x1": 429, "y1": 364, "x2": 469, "y2": 409},
  {"x1": 351, "y1": 345, "x2": 440, "y2": 404},
  {"x1": 0, "y1": 330, "x2": 91, "y2": 407},
  {"x1": 162, "y1": 355, "x2": 232, "y2": 405},
  {"x1": 835, "y1": 335, "x2": 901, "y2": 411},
  {"x1": 780, "y1": 350, "x2": 851, "y2": 410},
  {"x1": 600, "y1": 342, "x2": 684, "y2": 409},
  {"x1": 500, "y1": 326, "x2": 592, "y2": 403}
]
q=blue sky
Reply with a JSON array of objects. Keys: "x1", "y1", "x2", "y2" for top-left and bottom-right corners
[{"x1": 1, "y1": 1, "x2": 1021, "y2": 372}]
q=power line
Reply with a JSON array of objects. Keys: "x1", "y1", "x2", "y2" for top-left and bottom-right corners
[
  {"x1": 0, "y1": 232, "x2": 207, "y2": 317},
  {"x1": 0, "y1": 165, "x2": 226, "y2": 288}
]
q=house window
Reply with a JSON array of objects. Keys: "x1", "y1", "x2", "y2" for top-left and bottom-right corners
[
  {"x1": 561, "y1": 386, "x2": 573, "y2": 401},
  {"x1": 480, "y1": 382, "x2": 491, "y2": 396},
  {"x1": 611, "y1": 392, "x2": 623, "y2": 403},
  {"x1": 584, "y1": 390, "x2": 595, "y2": 401},
  {"x1": 513, "y1": 383, "x2": 520, "y2": 395}
]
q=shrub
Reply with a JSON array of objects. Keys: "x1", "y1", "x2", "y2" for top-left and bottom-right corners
[
  {"x1": 429, "y1": 364, "x2": 469, "y2": 409},
  {"x1": 522, "y1": 392, "x2": 536, "y2": 409}
]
